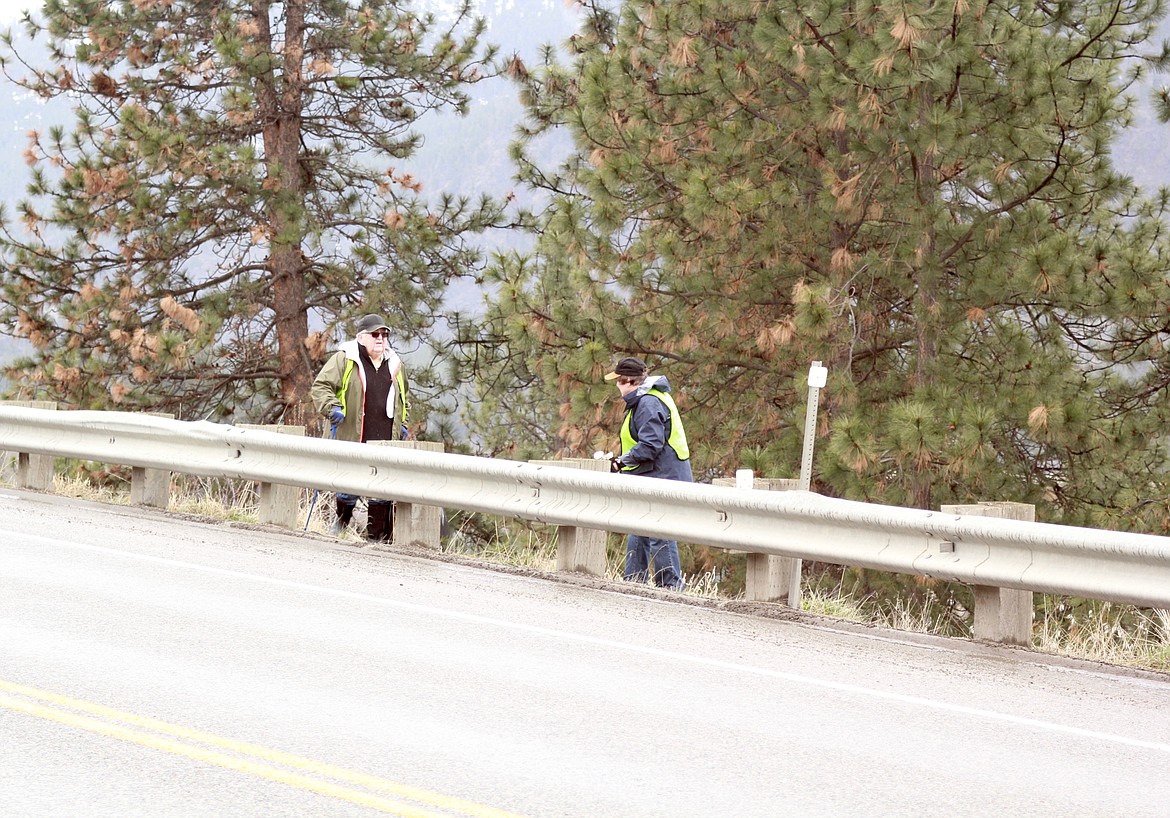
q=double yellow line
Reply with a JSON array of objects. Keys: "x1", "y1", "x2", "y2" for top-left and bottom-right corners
[{"x1": 0, "y1": 680, "x2": 526, "y2": 818}]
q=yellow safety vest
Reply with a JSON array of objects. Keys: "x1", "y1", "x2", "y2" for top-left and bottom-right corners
[
  {"x1": 339, "y1": 357, "x2": 408, "y2": 424},
  {"x1": 619, "y1": 388, "x2": 689, "y2": 467}
]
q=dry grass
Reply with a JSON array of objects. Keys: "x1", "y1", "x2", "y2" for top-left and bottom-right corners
[
  {"x1": 801, "y1": 585, "x2": 868, "y2": 622},
  {"x1": 300, "y1": 486, "x2": 360, "y2": 538},
  {"x1": 1032, "y1": 603, "x2": 1170, "y2": 672},
  {"x1": 443, "y1": 514, "x2": 559, "y2": 571},
  {"x1": 50, "y1": 473, "x2": 131, "y2": 506},
  {"x1": 679, "y1": 570, "x2": 725, "y2": 599},
  {"x1": 170, "y1": 476, "x2": 259, "y2": 522}
]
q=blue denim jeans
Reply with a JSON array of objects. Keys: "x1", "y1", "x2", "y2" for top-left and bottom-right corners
[{"x1": 624, "y1": 534, "x2": 685, "y2": 591}]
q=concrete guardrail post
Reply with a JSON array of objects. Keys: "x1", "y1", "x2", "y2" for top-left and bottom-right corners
[
  {"x1": 528, "y1": 457, "x2": 610, "y2": 576},
  {"x1": 939, "y1": 501, "x2": 1036, "y2": 646},
  {"x1": 0, "y1": 400, "x2": 57, "y2": 490},
  {"x1": 238, "y1": 424, "x2": 306, "y2": 528},
  {"x1": 713, "y1": 470, "x2": 801, "y2": 604},
  {"x1": 130, "y1": 412, "x2": 176, "y2": 509},
  {"x1": 372, "y1": 439, "x2": 444, "y2": 548}
]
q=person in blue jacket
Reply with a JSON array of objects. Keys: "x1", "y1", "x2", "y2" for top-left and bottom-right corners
[{"x1": 606, "y1": 356, "x2": 691, "y2": 591}]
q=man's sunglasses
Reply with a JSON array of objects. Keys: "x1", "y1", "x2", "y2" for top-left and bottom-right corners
[{"x1": 365, "y1": 331, "x2": 390, "y2": 339}]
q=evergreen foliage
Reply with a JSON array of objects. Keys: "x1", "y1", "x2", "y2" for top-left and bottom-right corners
[
  {"x1": 464, "y1": 0, "x2": 1170, "y2": 530},
  {"x1": 0, "y1": 0, "x2": 503, "y2": 425}
]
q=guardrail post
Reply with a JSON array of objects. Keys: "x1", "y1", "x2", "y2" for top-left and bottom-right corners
[
  {"x1": 939, "y1": 501, "x2": 1035, "y2": 646},
  {"x1": 238, "y1": 424, "x2": 306, "y2": 528},
  {"x1": 0, "y1": 400, "x2": 57, "y2": 490},
  {"x1": 528, "y1": 457, "x2": 610, "y2": 576},
  {"x1": 130, "y1": 412, "x2": 176, "y2": 509},
  {"x1": 130, "y1": 464, "x2": 170, "y2": 509},
  {"x1": 372, "y1": 440, "x2": 444, "y2": 548},
  {"x1": 712, "y1": 471, "x2": 802, "y2": 604}
]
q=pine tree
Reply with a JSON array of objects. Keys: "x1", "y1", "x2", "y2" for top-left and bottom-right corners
[
  {"x1": 0, "y1": 0, "x2": 503, "y2": 425},
  {"x1": 464, "y1": 0, "x2": 1170, "y2": 529}
]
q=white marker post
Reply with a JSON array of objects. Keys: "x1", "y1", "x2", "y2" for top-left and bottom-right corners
[{"x1": 791, "y1": 361, "x2": 828, "y2": 610}]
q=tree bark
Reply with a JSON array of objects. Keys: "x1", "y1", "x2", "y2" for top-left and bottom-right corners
[{"x1": 256, "y1": 0, "x2": 312, "y2": 424}]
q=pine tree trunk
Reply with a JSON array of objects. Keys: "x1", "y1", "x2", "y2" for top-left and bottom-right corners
[
  {"x1": 912, "y1": 85, "x2": 938, "y2": 510},
  {"x1": 272, "y1": 245, "x2": 312, "y2": 425},
  {"x1": 258, "y1": 0, "x2": 312, "y2": 424}
]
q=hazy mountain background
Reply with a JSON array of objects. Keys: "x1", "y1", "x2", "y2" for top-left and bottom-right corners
[{"x1": 0, "y1": 0, "x2": 1167, "y2": 366}]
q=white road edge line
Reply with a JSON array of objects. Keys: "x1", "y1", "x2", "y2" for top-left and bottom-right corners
[{"x1": 8, "y1": 529, "x2": 1170, "y2": 755}]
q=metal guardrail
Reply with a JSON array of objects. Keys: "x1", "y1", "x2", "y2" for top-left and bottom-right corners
[{"x1": 2, "y1": 407, "x2": 1170, "y2": 610}]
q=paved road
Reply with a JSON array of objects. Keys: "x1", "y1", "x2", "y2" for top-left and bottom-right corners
[{"x1": 2, "y1": 488, "x2": 1168, "y2": 817}]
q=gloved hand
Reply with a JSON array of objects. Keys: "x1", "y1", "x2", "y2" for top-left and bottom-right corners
[
  {"x1": 610, "y1": 456, "x2": 623, "y2": 474},
  {"x1": 329, "y1": 407, "x2": 345, "y2": 426},
  {"x1": 400, "y1": 424, "x2": 410, "y2": 440}
]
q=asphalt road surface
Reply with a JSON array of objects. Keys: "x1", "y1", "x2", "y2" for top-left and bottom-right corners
[{"x1": 2, "y1": 488, "x2": 1168, "y2": 817}]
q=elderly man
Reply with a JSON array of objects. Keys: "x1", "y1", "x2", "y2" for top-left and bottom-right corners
[
  {"x1": 310, "y1": 313, "x2": 409, "y2": 542},
  {"x1": 606, "y1": 356, "x2": 691, "y2": 591}
]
